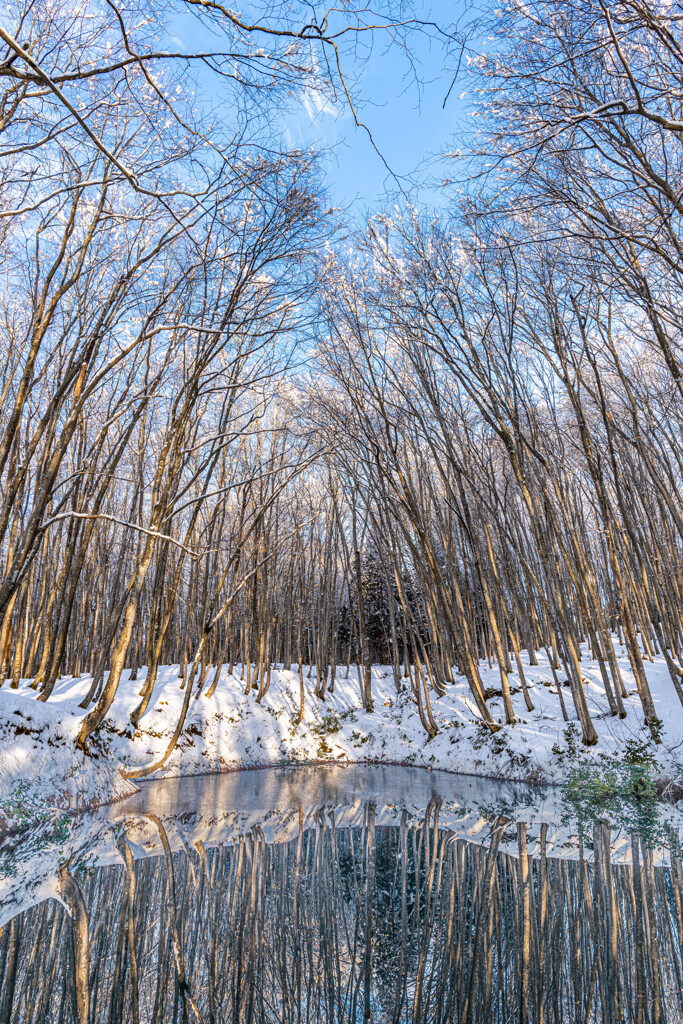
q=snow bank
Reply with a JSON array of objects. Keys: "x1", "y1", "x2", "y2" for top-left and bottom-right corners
[{"x1": 1, "y1": 640, "x2": 682, "y2": 813}]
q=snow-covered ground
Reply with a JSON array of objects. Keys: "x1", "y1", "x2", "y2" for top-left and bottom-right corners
[{"x1": 1, "y1": 640, "x2": 683, "y2": 813}]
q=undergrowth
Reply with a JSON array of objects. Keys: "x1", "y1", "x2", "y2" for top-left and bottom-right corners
[
  {"x1": 0, "y1": 781, "x2": 72, "y2": 878},
  {"x1": 552, "y1": 724, "x2": 666, "y2": 846}
]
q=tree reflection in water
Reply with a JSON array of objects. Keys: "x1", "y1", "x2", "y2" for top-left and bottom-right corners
[{"x1": 1, "y1": 800, "x2": 682, "y2": 1023}]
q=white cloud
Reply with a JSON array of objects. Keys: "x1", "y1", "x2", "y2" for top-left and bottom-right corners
[{"x1": 302, "y1": 87, "x2": 339, "y2": 121}]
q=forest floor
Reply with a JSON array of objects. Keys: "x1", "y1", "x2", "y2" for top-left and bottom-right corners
[{"x1": 1, "y1": 639, "x2": 683, "y2": 814}]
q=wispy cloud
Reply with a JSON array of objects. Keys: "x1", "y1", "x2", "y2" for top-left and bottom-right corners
[{"x1": 302, "y1": 87, "x2": 341, "y2": 122}]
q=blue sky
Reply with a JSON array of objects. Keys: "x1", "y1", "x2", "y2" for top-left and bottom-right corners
[
  {"x1": 169, "y1": 1, "x2": 475, "y2": 220},
  {"x1": 281, "y1": 2, "x2": 472, "y2": 218}
]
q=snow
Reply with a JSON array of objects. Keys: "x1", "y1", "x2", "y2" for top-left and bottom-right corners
[{"x1": 1, "y1": 639, "x2": 682, "y2": 816}]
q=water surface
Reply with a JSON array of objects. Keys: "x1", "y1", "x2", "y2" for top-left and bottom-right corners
[{"x1": 1, "y1": 766, "x2": 681, "y2": 1022}]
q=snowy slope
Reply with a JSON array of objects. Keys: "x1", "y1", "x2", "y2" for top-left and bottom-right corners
[{"x1": 1, "y1": 640, "x2": 682, "y2": 813}]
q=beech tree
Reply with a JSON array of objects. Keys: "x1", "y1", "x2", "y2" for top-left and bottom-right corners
[{"x1": 5, "y1": 0, "x2": 683, "y2": 756}]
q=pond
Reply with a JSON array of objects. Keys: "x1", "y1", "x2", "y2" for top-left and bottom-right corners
[{"x1": 1, "y1": 765, "x2": 682, "y2": 1022}]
